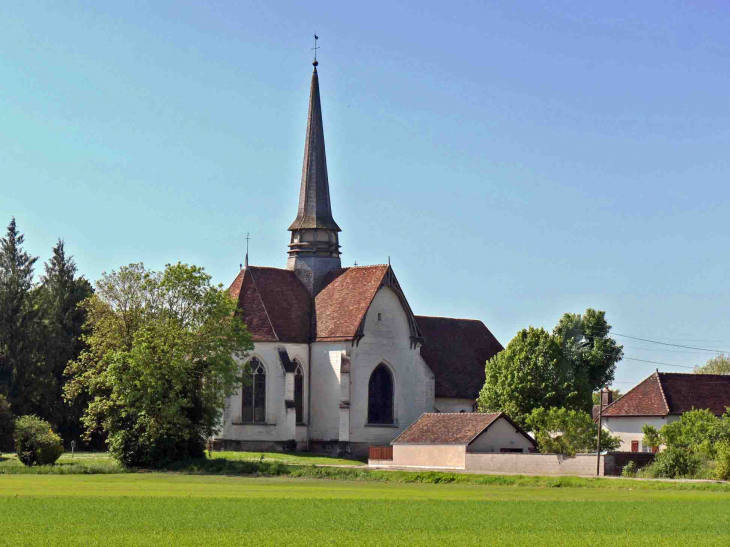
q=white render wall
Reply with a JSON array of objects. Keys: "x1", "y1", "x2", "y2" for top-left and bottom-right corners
[
  {"x1": 468, "y1": 417, "x2": 534, "y2": 453},
  {"x1": 218, "y1": 342, "x2": 309, "y2": 443},
  {"x1": 435, "y1": 398, "x2": 476, "y2": 413},
  {"x1": 601, "y1": 415, "x2": 679, "y2": 452},
  {"x1": 344, "y1": 287, "x2": 435, "y2": 447}
]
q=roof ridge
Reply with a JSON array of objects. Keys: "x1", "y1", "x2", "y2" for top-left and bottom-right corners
[
  {"x1": 416, "y1": 315, "x2": 483, "y2": 322},
  {"x1": 248, "y1": 268, "x2": 279, "y2": 342},
  {"x1": 655, "y1": 371, "x2": 671, "y2": 414}
]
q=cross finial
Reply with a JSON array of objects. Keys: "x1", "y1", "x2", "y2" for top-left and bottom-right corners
[
  {"x1": 312, "y1": 33, "x2": 319, "y2": 66},
  {"x1": 245, "y1": 232, "x2": 250, "y2": 269}
]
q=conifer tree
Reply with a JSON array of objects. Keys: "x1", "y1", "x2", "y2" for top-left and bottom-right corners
[
  {"x1": 0, "y1": 218, "x2": 42, "y2": 416},
  {"x1": 37, "y1": 239, "x2": 93, "y2": 441}
]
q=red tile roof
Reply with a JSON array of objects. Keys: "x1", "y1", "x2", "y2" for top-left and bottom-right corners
[
  {"x1": 314, "y1": 265, "x2": 389, "y2": 341},
  {"x1": 416, "y1": 316, "x2": 503, "y2": 399},
  {"x1": 228, "y1": 267, "x2": 311, "y2": 343},
  {"x1": 392, "y1": 412, "x2": 535, "y2": 446},
  {"x1": 602, "y1": 372, "x2": 730, "y2": 417}
]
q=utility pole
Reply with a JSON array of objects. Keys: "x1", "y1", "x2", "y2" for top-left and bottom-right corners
[{"x1": 596, "y1": 387, "x2": 606, "y2": 476}]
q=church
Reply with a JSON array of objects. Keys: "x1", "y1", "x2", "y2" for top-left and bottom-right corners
[{"x1": 215, "y1": 59, "x2": 503, "y2": 457}]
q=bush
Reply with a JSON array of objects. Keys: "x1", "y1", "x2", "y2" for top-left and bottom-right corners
[
  {"x1": 0, "y1": 395, "x2": 14, "y2": 452},
  {"x1": 714, "y1": 441, "x2": 730, "y2": 481},
  {"x1": 14, "y1": 415, "x2": 64, "y2": 466},
  {"x1": 646, "y1": 447, "x2": 703, "y2": 479},
  {"x1": 621, "y1": 460, "x2": 638, "y2": 478}
]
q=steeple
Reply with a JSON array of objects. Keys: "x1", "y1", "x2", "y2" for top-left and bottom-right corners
[
  {"x1": 286, "y1": 58, "x2": 342, "y2": 295},
  {"x1": 288, "y1": 65, "x2": 341, "y2": 232}
]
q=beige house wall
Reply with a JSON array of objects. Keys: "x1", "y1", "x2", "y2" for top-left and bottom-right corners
[
  {"x1": 601, "y1": 415, "x2": 679, "y2": 452},
  {"x1": 392, "y1": 444, "x2": 466, "y2": 469},
  {"x1": 468, "y1": 417, "x2": 533, "y2": 453}
]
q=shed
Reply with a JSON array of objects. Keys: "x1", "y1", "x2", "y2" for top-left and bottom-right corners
[{"x1": 389, "y1": 413, "x2": 536, "y2": 470}]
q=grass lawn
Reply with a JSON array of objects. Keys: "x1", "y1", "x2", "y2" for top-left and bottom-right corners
[
  {"x1": 2, "y1": 473, "x2": 730, "y2": 546},
  {"x1": 0, "y1": 450, "x2": 362, "y2": 474}
]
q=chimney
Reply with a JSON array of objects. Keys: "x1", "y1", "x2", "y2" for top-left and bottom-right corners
[{"x1": 600, "y1": 388, "x2": 613, "y2": 407}]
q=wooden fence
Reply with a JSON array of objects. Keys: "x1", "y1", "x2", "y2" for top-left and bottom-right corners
[{"x1": 369, "y1": 446, "x2": 393, "y2": 461}]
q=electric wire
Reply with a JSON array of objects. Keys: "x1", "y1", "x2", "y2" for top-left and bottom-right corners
[{"x1": 613, "y1": 333, "x2": 729, "y2": 354}]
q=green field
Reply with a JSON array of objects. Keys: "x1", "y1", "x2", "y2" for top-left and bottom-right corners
[{"x1": 2, "y1": 473, "x2": 730, "y2": 546}]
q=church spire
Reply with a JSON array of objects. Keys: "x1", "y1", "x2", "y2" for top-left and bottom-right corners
[
  {"x1": 288, "y1": 63, "x2": 341, "y2": 232},
  {"x1": 286, "y1": 54, "x2": 342, "y2": 295}
]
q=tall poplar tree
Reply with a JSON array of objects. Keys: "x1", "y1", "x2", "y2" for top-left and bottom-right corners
[{"x1": 0, "y1": 218, "x2": 42, "y2": 416}]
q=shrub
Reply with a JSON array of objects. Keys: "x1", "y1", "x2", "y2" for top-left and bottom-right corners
[
  {"x1": 647, "y1": 447, "x2": 702, "y2": 479},
  {"x1": 621, "y1": 460, "x2": 638, "y2": 478},
  {"x1": 714, "y1": 441, "x2": 730, "y2": 481},
  {"x1": 0, "y1": 395, "x2": 14, "y2": 452},
  {"x1": 14, "y1": 415, "x2": 64, "y2": 466}
]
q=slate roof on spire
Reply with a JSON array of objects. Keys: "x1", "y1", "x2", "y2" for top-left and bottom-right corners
[{"x1": 288, "y1": 66, "x2": 341, "y2": 232}]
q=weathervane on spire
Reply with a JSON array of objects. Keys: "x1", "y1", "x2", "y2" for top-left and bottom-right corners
[{"x1": 312, "y1": 33, "x2": 319, "y2": 66}]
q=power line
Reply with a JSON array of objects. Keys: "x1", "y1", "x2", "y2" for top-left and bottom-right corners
[
  {"x1": 623, "y1": 357, "x2": 696, "y2": 370},
  {"x1": 623, "y1": 344, "x2": 715, "y2": 355},
  {"x1": 614, "y1": 333, "x2": 729, "y2": 354}
]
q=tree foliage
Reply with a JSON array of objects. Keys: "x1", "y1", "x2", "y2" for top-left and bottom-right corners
[
  {"x1": 0, "y1": 394, "x2": 14, "y2": 452},
  {"x1": 14, "y1": 414, "x2": 64, "y2": 466},
  {"x1": 65, "y1": 263, "x2": 253, "y2": 468},
  {"x1": 525, "y1": 407, "x2": 621, "y2": 457},
  {"x1": 478, "y1": 309, "x2": 623, "y2": 426},
  {"x1": 694, "y1": 354, "x2": 730, "y2": 375},
  {"x1": 641, "y1": 424, "x2": 661, "y2": 452}
]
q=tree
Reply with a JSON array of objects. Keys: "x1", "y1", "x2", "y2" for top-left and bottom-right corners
[
  {"x1": 478, "y1": 309, "x2": 623, "y2": 426},
  {"x1": 642, "y1": 424, "x2": 661, "y2": 453},
  {"x1": 36, "y1": 239, "x2": 93, "y2": 443},
  {"x1": 525, "y1": 407, "x2": 621, "y2": 457},
  {"x1": 478, "y1": 327, "x2": 578, "y2": 427},
  {"x1": 0, "y1": 394, "x2": 13, "y2": 452},
  {"x1": 0, "y1": 218, "x2": 44, "y2": 417},
  {"x1": 658, "y1": 408, "x2": 729, "y2": 458},
  {"x1": 553, "y1": 309, "x2": 623, "y2": 394},
  {"x1": 65, "y1": 263, "x2": 253, "y2": 467},
  {"x1": 694, "y1": 354, "x2": 730, "y2": 375}
]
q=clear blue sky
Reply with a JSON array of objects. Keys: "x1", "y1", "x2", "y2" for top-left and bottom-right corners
[{"x1": 2, "y1": 1, "x2": 729, "y2": 390}]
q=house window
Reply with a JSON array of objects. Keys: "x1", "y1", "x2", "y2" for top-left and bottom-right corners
[
  {"x1": 242, "y1": 358, "x2": 266, "y2": 423},
  {"x1": 368, "y1": 364, "x2": 394, "y2": 425},
  {"x1": 294, "y1": 363, "x2": 304, "y2": 424},
  {"x1": 631, "y1": 440, "x2": 639, "y2": 452},
  {"x1": 377, "y1": 313, "x2": 382, "y2": 322}
]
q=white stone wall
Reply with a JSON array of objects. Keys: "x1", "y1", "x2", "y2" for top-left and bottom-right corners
[
  {"x1": 345, "y1": 287, "x2": 435, "y2": 447},
  {"x1": 465, "y1": 453, "x2": 607, "y2": 476},
  {"x1": 218, "y1": 342, "x2": 309, "y2": 443},
  {"x1": 468, "y1": 417, "x2": 534, "y2": 453},
  {"x1": 435, "y1": 398, "x2": 476, "y2": 413},
  {"x1": 601, "y1": 415, "x2": 679, "y2": 452}
]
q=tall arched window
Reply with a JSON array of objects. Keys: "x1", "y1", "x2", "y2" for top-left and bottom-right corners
[
  {"x1": 242, "y1": 358, "x2": 266, "y2": 423},
  {"x1": 367, "y1": 364, "x2": 394, "y2": 425},
  {"x1": 294, "y1": 363, "x2": 304, "y2": 424}
]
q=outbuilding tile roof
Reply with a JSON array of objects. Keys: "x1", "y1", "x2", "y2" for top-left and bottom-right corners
[
  {"x1": 602, "y1": 372, "x2": 730, "y2": 417},
  {"x1": 314, "y1": 265, "x2": 389, "y2": 341},
  {"x1": 416, "y1": 316, "x2": 503, "y2": 399},
  {"x1": 392, "y1": 412, "x2": 502, "y2": 444}
]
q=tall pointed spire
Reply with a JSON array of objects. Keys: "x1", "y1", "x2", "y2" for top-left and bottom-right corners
[
  {"x1": 288, "y1": 64, "x2": 341, "y2": 232},
  {"x1": 286, "y1": 56, "x2": 342, "y2": 295}
]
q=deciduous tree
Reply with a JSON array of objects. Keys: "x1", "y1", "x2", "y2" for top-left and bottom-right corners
[
  {"x1": 65, "y1": 263, "x2": 252, "y2": 467},
  {"x1": 526, "y1": 407, "x2": 621, "y2": 457},
  {"x1": 694, "y1": 354, "x2": 730, "y2": 375}
]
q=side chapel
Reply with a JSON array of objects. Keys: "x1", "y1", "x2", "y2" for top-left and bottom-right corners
[{"x1": 216, "y1": 59, "x2": 503, "y2": 457}]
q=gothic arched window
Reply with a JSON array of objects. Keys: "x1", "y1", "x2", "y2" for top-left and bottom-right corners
[
  {"x1": 367, "y1": 364, "x2": 394, "y2": 425},
  {"x1": 294, "y1": 363, "x2": 304, "y2": 424},
  {"x1": 242, "y1": 358, "x2": 266, "y2": 423}
]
